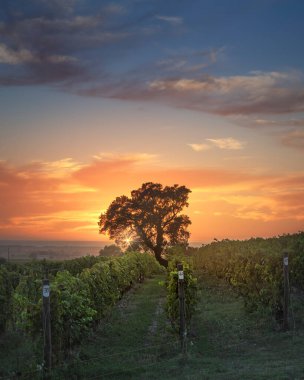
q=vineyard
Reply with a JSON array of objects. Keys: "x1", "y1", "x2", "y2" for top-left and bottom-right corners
[
  {"x1": 192, "y1": 232, "x2": 304, "y2": 324},
  {"x1": 0, "y1": 232, "x2": 304, "y2": 379},
  {"x1": 0, "y1": 252, "x2": 165, "y2": 378}
]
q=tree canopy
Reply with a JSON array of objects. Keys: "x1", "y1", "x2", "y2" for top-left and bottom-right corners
[{"x1": 98, "y1": 182, "x2": 191, "y2": 267}]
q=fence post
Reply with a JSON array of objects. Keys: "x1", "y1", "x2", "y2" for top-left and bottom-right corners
[
  {"x1": 177, "y1": 263, "x2": 186, "y2": 353},
  {"x1": 283, "y1": 252, "x2": 289, "y2": 331},
  {"x1": 42, "y1": 278, "x2": 52, "y2": 378}
]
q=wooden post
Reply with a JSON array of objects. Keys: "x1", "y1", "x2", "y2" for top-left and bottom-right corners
[
  {"x1": 42, "y1": 278, "x2": 52, "y2": 378},
  {"x1": 177, "y1": 263, "x2": 186, "y2": 353},
  {"x1": 283, "y1": 252, "x2": 289, "y2": 331}
]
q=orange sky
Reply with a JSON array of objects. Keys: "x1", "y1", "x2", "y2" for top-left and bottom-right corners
[{"x1": 0, "y1": 154, "x2": 303, "y2": 243}]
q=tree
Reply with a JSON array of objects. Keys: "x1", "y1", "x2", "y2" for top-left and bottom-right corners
[
  {"x1": 98, "y1": 182, "x2": 191, "y2": 267},
  {"x1": 99, "y1": 244, "x2": 122, "y2": 257}
]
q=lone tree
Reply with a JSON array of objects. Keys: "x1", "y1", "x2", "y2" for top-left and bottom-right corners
[{"x1": 98, "y1": 182, "x2": 191, "y2": 267}]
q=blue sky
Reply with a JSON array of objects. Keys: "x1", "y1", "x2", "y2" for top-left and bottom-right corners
[{"x1": 0, "y1": 0, "x2": 303, "y2": 241}]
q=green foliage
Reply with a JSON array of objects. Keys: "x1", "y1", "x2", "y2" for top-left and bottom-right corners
[
  {"x1": 81, "y1": 252, "x2": 163, "y2": 320},
  {"x1": 0, "y1": 266, "x2": 16, "y2": 332},
  {"x1": 289, "y1": 233, "x2": 304, "y2": 288},
  {"x1": 3, "y1": 252, "x2": 162, "y2": 360},
  {"x1": 166, "y1": 259, "x2": 198, "y2": 330},
  {"x1": 11, "y1": 272, "x2": 43, "y2": 334},
  {"x1": 51, "y1": 271, "x2": 96, "y2": 352},
  {"x1": 61, "y1": 255, "x2": 100, "y2": 276},
  {"x1": 192, "y1": 232, "x2": 304, "y2": 321}
]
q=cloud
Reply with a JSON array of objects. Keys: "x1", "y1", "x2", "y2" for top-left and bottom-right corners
[
  {"x1": 155, "y1": 15, "x2": 183, "y2": 25},
  {"x1": 146, "y1": 70, "x2": 304, "y2": 115},
  {"x1": 24, "y1": 158, "x2": 86, "y2": 178},
  {"x1": 78, "y1": 69, "x2": 304, "y2": 118},
  {"x1": 0, "y1": 0, "x2": 193, "y2": 89},
  {"x1": 253, "y1": 118, "x2": 304, "y2": 127},
  {"x1": 156, "y1": 48, "x2": 224, "y2": 75},
  {"x1": 0, "y1": 5, "x2": 102, "y2": 85},
  {"x1": 230, "y1": 115, "x2": 304, "y2": 128},
  {"x1": 92, "y1": 152, "x2": 158, "y2": 163},
  {"x1": 206, "y1": 138, "x2": 246, "y2": 150},
  {"x1": 149, "y1": 71, "x2": 291, "y2": 92},
  {"x1": 0, "y1": 1, "x2": 157, "y2": 86},
  {"x1": 188, "y1": 138, "x2": 246, "y2": 152},
  {"x1": 188, "y1": 143, "x2": 210, "y2": 152},
  {"x1": 0, "y1": 44, "x2": 36, "y2": 65}
]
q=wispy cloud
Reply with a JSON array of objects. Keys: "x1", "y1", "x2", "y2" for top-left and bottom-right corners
[
  {"x1": 155, "y1": 15, "x2": 183, "y2": 25},
  {"x1": 188, "y1": 138, "x2": 246, "y2": 152},
  {"x1": 206, "y1": 138, "x2": 246, "y2": 150},
  {"x1": 92, "y1": 152, "x2": 157, "y2": 160},
  {"x1": 156, "y1": 47, "x2": 224, "y2": 74},
  {"x1": 230, "y1": 115, "x2": 304, "y2": 128},
  {"x1": 253, "y1": 118, "x2": 304, "y2": 127},
  {"x1": 188, "y1": 143, "x2": 210, "y2": 152}
]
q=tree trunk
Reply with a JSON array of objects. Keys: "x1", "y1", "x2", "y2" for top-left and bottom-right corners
[{"x1": 154, "y1": 247, "x2": 168, "y2": 268}]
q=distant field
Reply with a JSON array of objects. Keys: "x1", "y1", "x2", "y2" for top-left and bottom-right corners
[
  {"x1": 0, "y1": 240, "x2": 204, "y2": 261},
  {"x1": 0, "y1": 240, "x2": 107, "y2": 260}
]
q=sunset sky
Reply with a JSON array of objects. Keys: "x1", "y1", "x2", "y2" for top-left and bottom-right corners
[{"x1": 0, "y1": 0, "x2": 303, "y2": 243}]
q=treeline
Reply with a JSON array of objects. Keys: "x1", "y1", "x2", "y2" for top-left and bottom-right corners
[
  {"x1": 0, "y1": 253, "x2": 162, "y2": 360},
  {"x1": 191, "y1": 232, "x2": 304, "y2": 322}
]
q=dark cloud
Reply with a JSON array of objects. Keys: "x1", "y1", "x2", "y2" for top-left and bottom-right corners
[
  {"x1": 0, "y1": 0, "x2": 98, "y2": 85},
  {"x1": 0, "y1": 0, "x2": 163, "y2": 86}
]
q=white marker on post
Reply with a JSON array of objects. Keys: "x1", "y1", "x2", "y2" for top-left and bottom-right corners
[{"x1": 43, "y1": 284, "x2": 50, "y2": 298}]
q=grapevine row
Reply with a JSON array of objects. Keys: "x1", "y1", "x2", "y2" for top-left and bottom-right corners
[{"x1": 191, "y1": 232, "x2": 304, "y2": 321}]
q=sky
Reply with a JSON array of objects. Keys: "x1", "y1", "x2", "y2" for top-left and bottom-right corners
[{"x1": 0, "y1": 0, "x2": 303, "y2": 243}]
